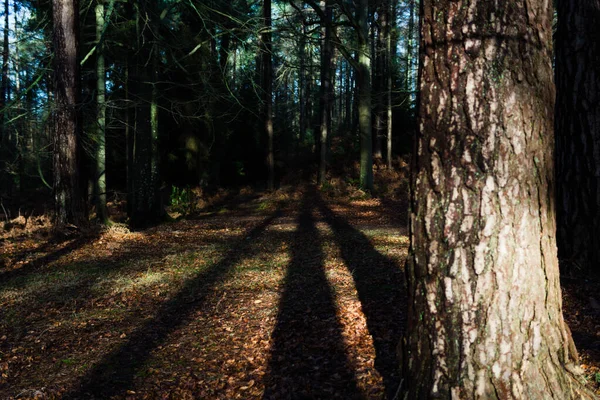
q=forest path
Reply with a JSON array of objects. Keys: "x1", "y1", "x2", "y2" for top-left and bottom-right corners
[
  {"x1": 1, "y1": 186, "x2": 598, "y2": 398},
  {"x1": 0, "y1": 187, "x2": 409, "y2": 399}
]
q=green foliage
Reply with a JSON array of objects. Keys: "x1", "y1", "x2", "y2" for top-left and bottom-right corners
[{"x1": 170, "y1": 186, "x2": 196, "y2": 215}]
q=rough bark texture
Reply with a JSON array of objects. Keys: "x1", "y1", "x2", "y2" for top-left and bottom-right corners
[
  {"x1": 52, "y1": 0, "x2": 84, "y2": 228},
  {"x1": 555, "y1": 0, "x2": 600, "y2": 276},
  {"x1": 404, "y1": 0, "x2": 591, "y2": 398},
  {"x1": 95, "y1": 0, "x2": 108, "y2": 223}
]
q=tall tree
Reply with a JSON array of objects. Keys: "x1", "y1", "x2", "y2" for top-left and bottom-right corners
[
  {"x1": 357, "y1": 0, "x2": 372, "y2": 191},
  {"x1": 263, "y1": 0, "x2": 274, "y2": 191},
  {"x1": 0, "y1": 0, "x2": 10, "y2": 196},
  {"x1": 129, "y1": 1, "x2": 163, "y2": 227},
  {"x1": 555, "y1": 0, "x2": 600, "y2": 275},
  {"x1": 0, "y1": 0, "x2": 8, "y2": 144},
  {"x1": 95, "y1": 0, "x2": 108, "y2": 223},
  {"x1": 403, "y1": 0, "x2": 591, "y2": 398},
  {"x1": 317, "y1": 0, "x2": 332, "y2": 185},
  {"x1": 52, "y1": 0, "x2": 85, "y2": 227},
  {"x1": 384, "y1": 0, "x2": 393, "y2": 169}
]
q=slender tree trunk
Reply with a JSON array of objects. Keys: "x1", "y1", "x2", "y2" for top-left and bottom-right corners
[
  {"x1": 95, "y1": 0, "x2": 108, "y2": 223},
  {"x1": 14, "y1": 1, "x2": 24, "y2": 194},
  {"x1": 405, "y1": 0, "x2": 415, "y2": 91},
  {"x1": 345, "y1": 60, "x2": 351, "y2": 131},
  {"x1": 403, "y1": 0, "x2": 593, "y2": 398},
  {"x1": 299, "y1": 23, "x2": 307, "y2": 145},
  {"x1": 52, "y1": 0, "x2": 84, "y2": 227},
  {"x1": 555, "y1": 0, "x2": 600, "y2": 276},
  {"x1": 373, "y1": 7, "x2": 384, "y2": 161},
  {"x1": 0, "y1": 0, "x2": 8, "y2": 145},
  {"x1": 125, "y1": 59, "x2": 133, "y2": 218},
  {"x1": 263, "y1": 0, "x2": 274, "y2": 191},
  {"x1": 318, "y1": 0, "x2": 332, "y2": 185},
  {"x1": 130, "y1": 2, "x2": 162, "y2": 227},
  {"x1": 0, "y1": 0, "x2": 10, "y2": 197},
  {"x1": 357, "y1": 0, "x2": 373, "y2": 191},
  {"x1": 385, "y1": 0, "x2": 393, "y2": 169}
]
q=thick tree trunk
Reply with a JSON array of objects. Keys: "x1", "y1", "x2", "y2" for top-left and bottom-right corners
[
  {"x1": 555, "y1": 0, "x2": 600, "y2": 276},
  {"x1": 95, "y1": 0, "x2": 108, "y2": 224},
  {"x1": 318, "y1": 0, "x2": 332, "y2": 185},
  {"x1": 52, "y1": 0, "x2": 85, "y2": 227},
  {"x1": 357, "y1": 0, "x2": 373, "y2": 191},
  {"x1": 404, "y1": 0, "x2": 592, "y2": 398},
  {"x1": 263, "y1": 0, "x2": 274, "y2": 191}
]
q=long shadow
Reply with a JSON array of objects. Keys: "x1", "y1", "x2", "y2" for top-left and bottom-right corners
[
  {"x1": 316, "y1": 194, "x2": 406, "y2": 399},
  {"x1": 263, "y1": 188, "x2": 361, "y2": 399},
  {"x1": 65, "y1": 208, "x2": 282, "y2": 399},
  {"x1": 0, "y1": 233, "x2": 101, "y2": 286}
]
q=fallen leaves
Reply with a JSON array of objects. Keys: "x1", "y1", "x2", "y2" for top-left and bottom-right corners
[{"x1": 1, "y1": 190, "x2": 597, "y2": 399}]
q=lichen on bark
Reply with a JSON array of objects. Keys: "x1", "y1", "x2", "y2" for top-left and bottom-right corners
[{"x1": 403, "y1": 0, "x2": 594, "y2": 398}]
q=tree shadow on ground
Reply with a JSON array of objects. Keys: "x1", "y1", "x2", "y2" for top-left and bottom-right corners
[
  {"x1": 64, "y1": 208, "x2": 282, "y2": 399},
  {"x1": 263, "y1": 188, "x2": 361, "y2": 399},
  {"x1": 317, "y1": 193, "x2": 406, "y2": 399},
  {"x1": 0, "y1": 232, "x2": 102, "y2": 285}
]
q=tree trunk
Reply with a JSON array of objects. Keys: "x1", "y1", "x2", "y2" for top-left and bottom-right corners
[
  {"x1": 403, "y1": 0, "x2": 592, "y2": 398},
  {"x1": 95, "y1": 0, "x2": 108, "y2": 224},
  {"x1": 52, "y1": 0, "x2": 84, "y2": 227},
  {"x1": 384, "y1": 0, "x2": 393, "y2": 169},
  {"x1": 130, "y1": 2, "x2": 162, "y2": 227},
  {"x1": 0, "y1": 0, "x2": 10, "y2": 197},
  {"x1": 299, "y1": 21, "x2": 307, "y2": 145},
  {"x1": 13, "y1": 1, "x2": 24, "y2": 194},
  {"x1": 357, "y1": 0, "x2": 373, "y2": 191},
  {"x1": 0, "y1": 0, "x2": 8, "y2": 145},
  {"x1": 373, "y1": 7, "x2": 384, "y2": 162},
  {"x1": 263, "y1": 0, "x2": 274, "y2": 191},
  {"x1": 555, "y1": 0, "x2": 600, "y2": 276},
  {"x1": 318, "y1": 0, "x2": 332, "y2": 185}
]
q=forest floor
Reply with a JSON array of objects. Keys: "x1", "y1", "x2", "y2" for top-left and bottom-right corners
[{"x1": 0, "y1": 185, "x2": 599, "y2": 399}]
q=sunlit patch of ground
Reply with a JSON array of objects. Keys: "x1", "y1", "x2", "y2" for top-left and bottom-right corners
[{"x1": 1, "y1": 188, "x2": 597, "y2": 399}]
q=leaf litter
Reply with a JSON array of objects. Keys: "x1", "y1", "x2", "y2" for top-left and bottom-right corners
[{"x1": 0, "y1": 188, "x2": 598, "y2": 398}]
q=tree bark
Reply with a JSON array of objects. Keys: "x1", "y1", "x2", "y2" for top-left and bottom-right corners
[
  {"x1": 357, "y1": 0, "x2": 373, "y2": 191},
  {"x1": 0, "y1": 0, "x2": 10, "y2": 197},
  {"x1": 403, "y1": 0, "x2": 592, "y2": 398},
  {"x1": 14, "y1": 0, "x2": 24, "y2": 194},
  {"x1": 384, "y1": 0, "x2": 393, "y2": 169},
  {"x1": 318, "y1": 0, "x2": 332, "y2": 185},
  {"x1": 405, "y1": 0, "x2": 415, "y2": 92},
  {"x1": 0, "y1": 0, "x2": 8, "y2": 146},
  {"x1": 555, "y1": 0, "x2": 600, "y2": 276},
  {"x1": 129, "y1": 2, "x2": 162, "y2": 227},
  {"x1": 263, "y1": 0, "x2": 274, "y2": 191},
  {"x1": 373, "y1": 6, "x2": 384, "y2": 161},
  {"x1": 299, "y1": 21, "x2": 307, "y2": 145},
  {"x1": 95, "y1": 0, "x2": 108, "y2": 224},
  {"x1": 52, "y1": 0, "x2": 85, "y2": 227}
]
